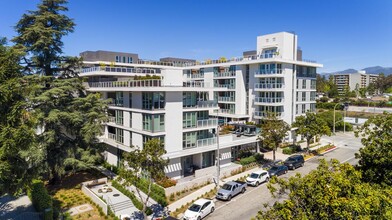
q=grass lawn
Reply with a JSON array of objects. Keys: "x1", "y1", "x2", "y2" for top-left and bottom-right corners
[{"x1": 47, "y1": 170, "x2": 117, "y2": 220}]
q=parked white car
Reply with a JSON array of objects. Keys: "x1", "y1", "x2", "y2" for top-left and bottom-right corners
[
  {"x1": 246, "y1": 170, "x2": 270, "y2": 186},
  {"x1": 183, "y1": 198, "x2": 215, "y2": 220}
]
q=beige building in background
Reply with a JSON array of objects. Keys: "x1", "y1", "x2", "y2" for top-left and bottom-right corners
[{"x1": 333, "y1": 70, "x2": 378, "y2": 94}]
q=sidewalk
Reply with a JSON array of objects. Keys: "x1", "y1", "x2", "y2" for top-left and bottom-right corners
[{"x1": 168, "y1": 166, "x2": 260, "y2": 212}]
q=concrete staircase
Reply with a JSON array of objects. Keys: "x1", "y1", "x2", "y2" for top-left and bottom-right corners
[{"x1": 109, "y1": 200, "x2": 135, "y2": 213}]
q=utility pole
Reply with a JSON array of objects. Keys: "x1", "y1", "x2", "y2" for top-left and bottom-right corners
[{"x1": 216, "y1": 110, "x2": 220, "y2": 188}]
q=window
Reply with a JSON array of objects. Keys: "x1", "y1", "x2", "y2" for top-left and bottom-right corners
[
  {"x1": 310, "y1": 92, "x2": 316, "y2": 101},
  {"x1": 302, "y1": 79, "x2": 307, "y2": 89},
  {"x1": 183, "y1": 92, "x2": 197, "y2": 108},
  {"x1": 142, "y1": 92, "x2": 165, "y2": 110},
  {"x1": 143, "y1": 136, "x2": 164, "y2": 147},
  {"x1": 129, "y1": 131, "x2": 132, "y2": 147},
  {"x1": 129, "y1": 112, "x2": 132, "y2": 127},
  {"x1": 311, "y1": 80, "x2": 316, "y2": 89},
  {"x1": 142, "y1": 114, "x2": 165, "y2": 132},
  {"x1": 302, "y1": 92, "x2": 306, "y2": 101},
  {"x1": 296, "y1": 105, "x2": 299, "y2": 115},
  {"x1": 127, "y1": 57, "x2": 133, "y2": 63},
  {"x1": 183, "y1": 112, "x2": 197, "y2": 128},
  {"x1": 310, "y1": 103, "x2": 316, "y2": 112},
  {"x1": 115, "y1": 110, "x2": 123, "y2": 125},
  {"x1": 116, "y1": 128, "x2": 124, "y2": 144},
  {"x1": 296, "y1": 79, "x2": 299, "y2": 89},
  {"x1": 115, "y1": 56, "x2": 120, "y2": 62},
  {"x1": 129, "y1": 93, "x2": 132, "y2": 108},
  {"x1": 302, "y1": 104, "x2": 306, "y2": 114},
  {"x1": 123, "y1": 56, "x2": 126, "y2": 63},
  {"x1": 183, "y1": 132, "x2": 197, "y2": 149},
  {"x1": 296, "y1": 92, "x2": 299, "y2": 102}
]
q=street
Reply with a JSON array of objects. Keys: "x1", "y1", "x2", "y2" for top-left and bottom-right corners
[{"x1": 206, "y1": 132, "x2": 363, "y2": 220}]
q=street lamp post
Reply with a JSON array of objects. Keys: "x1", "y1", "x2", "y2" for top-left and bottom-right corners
[
  {"x1": 333, "y1": 103, "x2": 341, "y2": 135},
  {"x1": 216, "y1": 110, "x2": 220, "y2": 188}
]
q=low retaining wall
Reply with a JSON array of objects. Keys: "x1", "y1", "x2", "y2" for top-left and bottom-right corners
[
  {"x1": 81, "y1": 178, "x2": 108, "y2": 215},
  {"x1": 164, "y1": 164, "x2": 242, "y2": 196}
]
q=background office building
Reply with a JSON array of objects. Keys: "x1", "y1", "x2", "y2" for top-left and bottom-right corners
[{"x1": 80, "y1": 32, "x2": 322, "y2": 179}]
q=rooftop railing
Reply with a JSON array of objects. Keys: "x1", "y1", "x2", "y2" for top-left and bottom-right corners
[
  {"x1": 89, "y1": 80, "x2": 162, "y2": 88},
  {"x1": 82, "y1": 66, "x2": 157, "y2": 74}
]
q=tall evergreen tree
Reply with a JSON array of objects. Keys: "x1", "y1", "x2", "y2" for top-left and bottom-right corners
[
  {"x1": 13, "y1": 0, "x2": 80, "y2": 77},
  {"x1": 0, "y1": 38, "x2": 42, "y2": 195},
  {"x1": 11, "y1": 0, "x2": 108, "y2": 182}
]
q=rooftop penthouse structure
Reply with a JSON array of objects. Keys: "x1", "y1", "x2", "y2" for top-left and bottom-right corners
[{"x1": 80, "y1": 32, "x2": 322, "y2": 179}]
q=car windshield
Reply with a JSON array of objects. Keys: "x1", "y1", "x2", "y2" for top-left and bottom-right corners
[
  {"x1": 188, "y1": 204, "x2": 201, "y2": 212},
  {"x1": 250, "y1": 173, "x2": 259, "y2": 178},
  {"x1": 269, "y1": 166, "x2": 278, "y2": 171},
  {"x1": 286, "y1": 158, "x2": 296, "y2": 162},
  {"x1": 221, "y1": 184, "x2": 232, "y2": 190}
]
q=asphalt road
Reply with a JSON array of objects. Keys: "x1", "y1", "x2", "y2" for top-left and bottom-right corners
[{"x1": 206, "y1": 132, "x2": 363, "y2": 220}]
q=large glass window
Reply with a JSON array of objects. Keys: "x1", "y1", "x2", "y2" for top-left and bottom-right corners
[
  {"x1": 143, "y1": 114, "x2": 165, "y2": 132},
  {"x1": 116, "y1": 128, "x2": 124, "y2": 144},
  {"x1": 183, "y1": 132, "x2": 197, "y2": 149},
  {"x1": 310, "y1": 92, "x2": 316, "y2": 101},
  {"x1": 302, "y1": 79, "x2": 307, "y2": 89},
  {"x1": 302, "y1": 104, "x2": 306, "y2": 113},
  {"x1": 143, "y1": 136, "x2": 164, "y2": 147},
  {"x1": 310, "y1": 80, "x2": 316, "y2": 89},
  {"x1": 142, "y1": 92, "x2": 165, "y2": 110},
  {"x1": 183, "y1": 112, "x2": 197, "y2": 128},
  {"x1": 115, "y1": 110, "x2": 123, "y2": 125},
  {"x1": 183, "y1": 92, "x2": 197, "y2": 107},
  {"x1": 302, "y1": 92, "x2": 306, "y2": 101}
]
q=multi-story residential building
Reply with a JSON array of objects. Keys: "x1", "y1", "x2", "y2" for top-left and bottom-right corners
[
  {"x1": 333, "y1": 70, "x2": 378, "y2": 94},
  {"x1": 80, "y1": 32, "x2": 322, "y2": 180}
]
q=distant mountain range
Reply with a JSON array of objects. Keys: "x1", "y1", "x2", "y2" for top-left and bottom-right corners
[{"x1": 321, "y1": 66, "x2": 392, "y2": 76}]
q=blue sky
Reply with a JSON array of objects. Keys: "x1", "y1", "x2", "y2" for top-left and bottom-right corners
[{"x1": 1, "y1": 0, "x2": 391, "y2": 73}]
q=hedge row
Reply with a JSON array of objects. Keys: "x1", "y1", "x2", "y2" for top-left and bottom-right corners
[
  {"x1": 135, "y1": 178, "x2": 167, "y2": 207},
  {"x1": 282, "y1": 145, "x2": 302, "y2": 155},
  {"x1": 238, "y1": 153, "x2": 264, "y2": 165},
  {"x1": 316, "y1": 102, "x2": 344, "y2": 110},
  {"x1": 111, "y1": 180, "x2": 153, "y2": 215},
  {"x1": 28, "y1": 180, "x2": 53, "y2": 220}
]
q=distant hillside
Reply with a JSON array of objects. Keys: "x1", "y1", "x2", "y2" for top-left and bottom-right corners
[{"x1": 321, "y1": 66, "x2": 392, "y2": 76}]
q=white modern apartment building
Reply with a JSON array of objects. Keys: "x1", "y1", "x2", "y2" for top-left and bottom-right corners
[
  {"x1": 333, "y1": 70, "x2": 378, "y2": 94},
  {"x1": 80, "y1": 32, "x2": 322, "y2": 180}
]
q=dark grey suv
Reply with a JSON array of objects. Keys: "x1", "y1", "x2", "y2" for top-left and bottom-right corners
[{"x1": 284, "y1": 155, "x2": 305, "y2": 170}]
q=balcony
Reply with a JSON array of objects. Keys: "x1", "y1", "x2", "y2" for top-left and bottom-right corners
[
  {"x1": 213, "y1": 71, "x2": 236, "y2": 78},
  {"x1": 197, "y1": 119, "x2": 218, "y2": 128},
  {"x1": 254, "y1": 111, "x2": 284, "y2": 118},
  {"x1": 254, "y1": 83, "x2": 284, "y2": 90},
  {"x1": 108, "y1": 133, "x2": 123, "y2": 144},
  {"x1": 216, "y1": 109, "x2": 235, "y2": 114},
  {"x1": 82, "y1": 66, "x2": 156, "y2": 74},
  {"x1": 214, "y1": 84, "x2": 235, "y2": 89},
  {"x1": 107, "y1": 116, "x2": 123, "y2": 125},
  {"x1": 197, "y1": 137, "x2": 217, "y2": 147},
  {"x1": 108, "y1": 98, "x2": 124, "y2": 107},
  {"x1": 183, "y1": 81, "x2": 212, "y2": 88},
  {"x1": 254, "y1": 97, "x2": 284, "y2": 103},
  {"x1": 255, "y1": 69, "x2": 284, "y2": 76},
  {"x1": 218, "y1": 97, "x2": 235, "y2": 102},
  {"x1": 197, "y1": 100, "x2": 218, "y2": 108},
  {"x1": 186, "y1": 74, "x2": 204, "y2": 79},
  {"x1": 88, "y1": 80, "x2": 162, "y2": 88}
]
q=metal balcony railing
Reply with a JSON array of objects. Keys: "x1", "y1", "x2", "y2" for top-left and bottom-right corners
[
  {"x1": 254, "y1": 111, "x2": 284, "y2": 118},
  {"x1": 255, "y1": 69, "x2": 284, "y2": 75},
  {"x1": 254, "y1": 97, "x2": 284, "y2": 103},
  {"x1": 197, "y1": 100, "x2": 218, "y2": 108},
  {"x1": 108, "y1": 133, "x2": 123, "y2": 143},
  {"x1": 213, "y1": 71, "x2": 236, "y2": 78},
  {"x1": 82, "y1": 66, "x2": 156, "y2": 74},
  {"x1": 218, "y1": 97, "x2": 235, "y2": 102},
  {"x1": 214, "y1": 84, "x2": 236, "y2": 89},
  {"x1": 108, "y1": 98, "x2": 124, "y2": 107},
  {"x1": 186, "y1": 74, "x2": 204, "y2": 79},
  {"x1": 216, "y1": 109, "x2": 235, "y2": 114},
  {"x1": 254, "y1": 83, "x2": 284, "y2": 89},
  {"x1": 89, "y1": 80, "x2": 162, "y2": 88}
]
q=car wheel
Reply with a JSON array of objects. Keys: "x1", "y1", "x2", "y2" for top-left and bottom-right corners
[
  {"x1": 285, "y1": 170, "x2": 288, "y2": 174},
  {"x1": 211, "y1": 206, "x2": 215, "y2": 213},
  {"x1": 197, "y1": 216, "x2": 201, "y2": 220},
  {"x1": 266, "y1": 177, "x2": 270, "y2": 182},
  {"x1": 228, "y1": 195, "x2": 232, "y2": 201},
  {"x1": 241, "y1": 187, "x2": 245, "y2": 193},
  {"x1": 301, "y1": 163, "x2": 304, "y2": 167},
  {"x1": 256, "y1": 181, "x2": 260, "y2": 186}
]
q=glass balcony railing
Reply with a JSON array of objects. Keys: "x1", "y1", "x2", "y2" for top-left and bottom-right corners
[
  {"x1": 108, "y1": 133, "x2": 123, "y2": 144},
  {"x1": 213, "y1": 71, "x2": 236, "y2": 78},
  {"x1": 197, "y1": 119, "x2": 218, "y2": 128},
  {"x1": 197, "y1": 100, "x2": 218, "y2": 108},
  {"x1": 82, "y1": 66, "x2": 156, "y2": 74},
  {"x1": 218, "y1": 97, "x2": 235, "y2": 102},
  {"x1": 215, "y1": 109, "x2": 235, "y2": 114},
  {"x1": 254, "y1": 97, "x2": 284, "y2": 103},
  {"x1": 108, "y1": 116, "x2": 116, "y2": 123},
  {"x1": 254, "y1": 111, "x2": 284, "y2": 118},
  {"x1": 197, "y1": 137, "x2": 217, "y2": 147},
  {"x1": 255, "y1": 69, "x2": 284, "y2": 75},
  {"x1": 254, "y1": 83, "x2": 284, "y2": 89}
]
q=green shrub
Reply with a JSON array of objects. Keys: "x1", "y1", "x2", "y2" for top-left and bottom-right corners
[
  {"x1": 135, "y1": 178, "x2": 167, "y2": 207},
  {"x1": 156, "y1": 176, "x2": 177, "y2": 188},
  {"x1": 282, "y1": 145, "x2": 301, "y2": 155},
  {"x1": 102, "y1": 161, "x2": 119, "y2": 174},
  {"x1": 28, "y1": 180, "x2": 53, "y2": 220},
  {"x1": 239, "y1": 156, "x2": 256, "y2": 165},
  {"x1": 111, "y1": 180, "x2": 153, "y2": 215}
]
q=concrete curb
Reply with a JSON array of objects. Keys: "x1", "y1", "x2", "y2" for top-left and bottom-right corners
[{"x1": 304, "y1": 146, "x2": 338, "y2": 162}]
